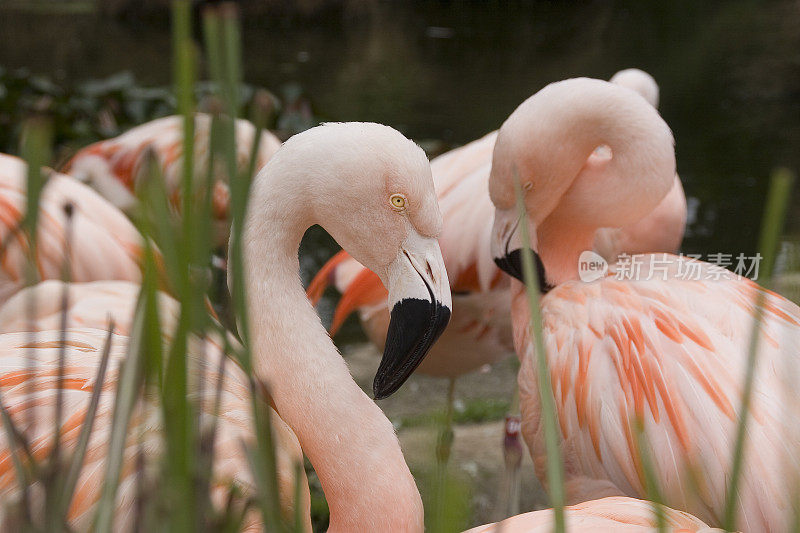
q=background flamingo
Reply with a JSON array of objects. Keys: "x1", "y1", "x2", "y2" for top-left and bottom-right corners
[
  {"x1": 465, "y1": 497, "x2": 719, "y2": 532},
  {"x1": 0, "y1": 283, "x2": 310, "y2": 531},
  {"x1": 0, "y1": 153, "x2": 143, "y2": 304},
  {"x1": 0, "y1": 123, "x2": 451, "y2": 531},
  {"x1": 64, "y1": 114, "x2": 282, "y2": 246},
  {"x1": 490, "y1": 77, "x2": 800, "y2": 531}
]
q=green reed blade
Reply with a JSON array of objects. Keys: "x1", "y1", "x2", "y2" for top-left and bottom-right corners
[
  {"x1": 246, "y1": 90, "x2": 272, "y2": 181},
  {"x1": 93, "y1": 294, "x2": 147, "y2": 533},
  {"x1": 157, "y1": 4, "x2": 199, "y2": 530},
  {"x1": 204, "y1": 5, "x2": 286, "y2": 531},
  {"x1": 173, "y1": 0, "x2": 196, "y2": 252},
  {"x1": 58, "y1": 325, "x2": 115, "y2": 520},
  {"x1": 293, "y1": 460, "x2": 306, "y2": 533},
  {"x1": 723, "y1": 168, "x2": 795, "y2": 531},
  {"x1": 514, "y1": 178, "x2": 565, "y2": 532},
  {"x1": 135, "y1": 151, "x2": 182, "y2": 294},
  {"x1": 46, "y1": 205, "x2": 75, "y2": 530},
  {"x1": 19, "y1": 118, "x2": 52, "y2": 255},
  {"x1": 249, "y1": 381, "x2": 286, "y2": 531},
  {"x1": 19, "y1": 117, "x2": 53, "y2": 521},
  {"x1": 0, "y1": 390, "x2": 32, "y2": 491},
  {"x1": 633, "y1": 417, "x2": 666, "y2": 533}
]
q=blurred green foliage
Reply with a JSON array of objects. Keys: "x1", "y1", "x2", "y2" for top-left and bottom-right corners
[
  {"x1": 396, "y1": 398, "x2": 510, "y2": 431},
  {"x1": 0, "y1": 66, "x2": 314, "y2": 162}
]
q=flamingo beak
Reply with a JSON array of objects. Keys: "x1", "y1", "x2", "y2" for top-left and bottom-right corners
[
  {"x1": 491, "y1": 207, "x2": 525, "y2": 281},
  {"x1": 491, "y1": 206, "x2": 549, "y2": 290},
  {"x1": 373, "y1": 233, "x2": 451, "y2": 400}
]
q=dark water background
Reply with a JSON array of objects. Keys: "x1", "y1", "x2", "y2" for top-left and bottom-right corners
[{"x1": 1, "y1": 1, "x2": 799, "y2": 331}]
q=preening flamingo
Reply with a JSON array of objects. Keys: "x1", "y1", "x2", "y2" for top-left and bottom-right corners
[
  {"x1": 0, "y1": 153, "x2": 143, "y2": 304},
  {"x1": 465, "y1": 497, "x2": 719, "y2": 532},
  {"x1": 64, "y1": 114, "x2": 282, "y2": 246},
  {"x1": 490, "y1": 77, "x2": 800, "y2": 531},
  {"x1": 307, "y1": 68, "x2": 685, "y2": 382},
  {"x1": 0, "y1": 122, "x2": 451, "y2": 531}
]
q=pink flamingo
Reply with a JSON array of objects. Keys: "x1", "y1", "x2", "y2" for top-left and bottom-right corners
[
  {"x1": 0, "y1": 153, "x2": 143, "y2": 304},
  {"x1": 466, "y1": 497, "x2": 719, "y2": 532},
  {"x1": 490, "y1": 77, "x2": 799, "y2": 531},
  {"x1": 0, "y1": 122, "x2": 451, "y2": 531},
  {"x1": 64, "y1": 114, "x2": 282, "y2": 246}
]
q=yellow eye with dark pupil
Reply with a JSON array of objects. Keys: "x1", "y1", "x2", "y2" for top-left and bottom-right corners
[{"x1": 390, "y1": 194, "x2": 406, "y2": 209}]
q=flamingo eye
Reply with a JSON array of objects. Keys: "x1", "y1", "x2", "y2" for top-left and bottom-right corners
[{"x1": 390, "y1": 194, "x2": 407, "y2": 210}]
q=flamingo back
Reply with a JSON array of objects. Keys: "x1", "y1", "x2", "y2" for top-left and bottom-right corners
[
  {"x1": 512, "y1": 255, "x2": 800, "y2": 531},
  {"x1": 0, "y1": 154, "x2": 143, "y2": 305},
  {"x1": 64, "y1": 114, "x2": 282, "y2": 245},
  {"x1": 464, "y1": 496, "x2": 719, "y2": 532}
]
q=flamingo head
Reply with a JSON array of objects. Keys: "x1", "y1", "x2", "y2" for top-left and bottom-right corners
[{"x1": 282, "y1": 122, "x2": 453, "y2": 399}]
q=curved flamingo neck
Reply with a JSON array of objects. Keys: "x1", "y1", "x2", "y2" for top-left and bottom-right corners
[
  {"x1": 496, "y1": 79, "x2": 675, "y2": 286},
  {"x1": 241, "y1": 171, "x2": 423, "y2": 532}
]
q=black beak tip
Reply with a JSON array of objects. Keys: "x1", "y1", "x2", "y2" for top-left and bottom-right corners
[
  {"x1": 372, "y1": 382, "x2": 392, "y2": 401},
  {"x1": 373, "y1": 298, "x2": 451, "y2": 400},
  {"x1": 494, "y1": 249, "x2": 524, "y2": 281}
]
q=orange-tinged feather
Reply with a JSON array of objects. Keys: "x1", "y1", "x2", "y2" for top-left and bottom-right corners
[
  {"x1": 306, "y1": 249, "x2": 352, "y2": 305},
  {"x1": 677, "y1": 321, "x2": 714, "y2": 352},
  {"x1": 654, "y1": 316, "x2": 682, "y2": 344},
  {"x1": 453, "y1": 262, "x2": 484, "y2": 293},
  {"x1": 330, "y1": 268, "x2": 387, "y2": 335},
  {"x1": 683, "y1": 354, "x2": 735, "y2": 421}
]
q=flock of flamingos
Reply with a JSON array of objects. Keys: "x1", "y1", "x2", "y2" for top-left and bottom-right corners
[{"x1": 0, "y1": 68, "x2": 797, "y2": 532}]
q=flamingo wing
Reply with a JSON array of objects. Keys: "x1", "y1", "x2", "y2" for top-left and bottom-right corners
[
  {"x1": 0, "y1": 280, "x2": 174, "y2": 337},
  {"x1": 0, "y1": 154, "x2": 143, "y2": 304},
  {"x1": 0, "y1": 283, "x2": 310, "y2": 531},
  {"x1": 513, "y1": 254, "x2": 800, "y2": 531},
  {"x1": 64, "y1": 114, "x2": 281, "y2": 221}
]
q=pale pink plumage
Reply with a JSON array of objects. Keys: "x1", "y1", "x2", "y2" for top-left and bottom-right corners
[
  {"x1": 490, "y1": 78, "x2": 798, "y2": 531},
  {"x1": 466, "y1": 496, "x2": 719, "y2": 532},
  {"x1": 511, "y1": 262, "x2": 800, "y2": 531},
  {"x1": 65, "y1": 114, "x2": 282, "y2": 245},
  {"x1": 308, "y1": 69, "x2": 685, "y2": 378},
  {"x1": 0, "y1": 153, "x2": 143, "y2": 304},
  {"x1": 595, "y1": 68, "x2": 686, "y2": 261},
  {"x1": 0, "y1": 281, "x2": 310, "y2": 531}
]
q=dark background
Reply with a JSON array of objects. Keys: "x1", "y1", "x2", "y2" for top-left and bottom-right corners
[{"x1": 1, "y1": 0, "x2": 798, "y2": 274}]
